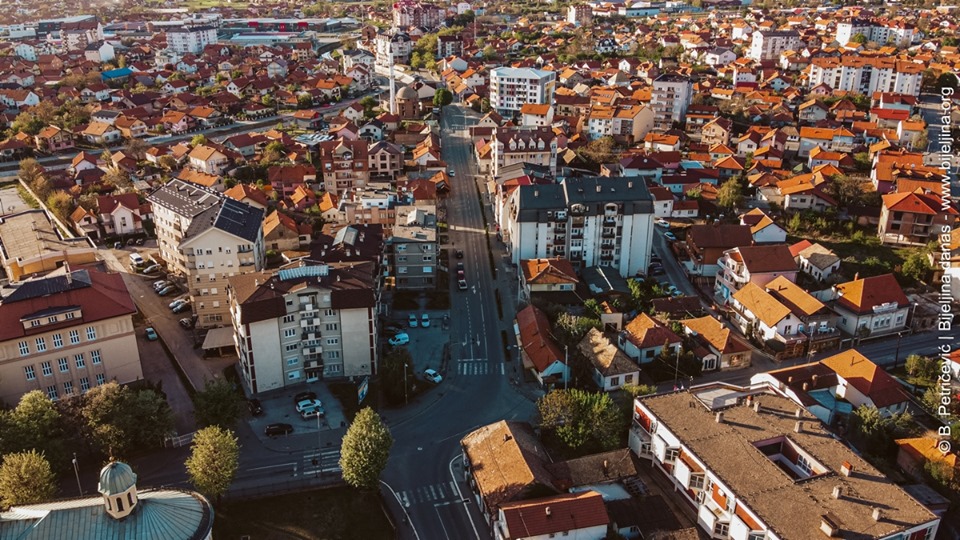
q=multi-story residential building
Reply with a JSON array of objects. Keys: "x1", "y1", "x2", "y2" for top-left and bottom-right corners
[
  {"x1": 502, "y1": 176, "x2": 654, "y2": 278},
  {"x1": 436, "y1": 35, "x2": 462, "y2": 59},
  {"x1": 629, "y1": 386, "x2": 940, "y2": 540},
  {"x1": 489, "y1": 67, "x2": 556, "y2": 116},
  {"x1": 188, "y1": 145, "x2": 230, "y2": 175},
  {"x1": 820, "y1": 273, "x2": 912, "y2": 337},
  {"x1": 748, "y1": 30, "x2": 800, "y2": 61},
  {"x1": 715, "y1": 245, "x2": 798, "y2": 303},
  {"x1": 318, "y1": 138, "x2": 371, "y2": 195},
  {"x1": 147, "y1": 180, "x2": 265, "y2": 328},
  {"x1": 566, "y1": 4, "x2": 593, "y2": 26},
  {"x1": 338, "y1": 184, "x2": 398, "y2": 227},
  {"x1": 879, "y1": 190, "x2": 958, "y2": 245},
  {"x1": 806, "y1": 56, "x2": 924, "y2": 97},
  {"x1": 60, "y1": 18, "x2": 104, "y2": 51},
  {"x1": 227, "y1": 263, "x2": 377, "y2": 394},
  {"x1": 651, "y1": 73, "x2": 692, "y2": 130},
  {"x1": 385, "y1": 205, "x2": 437, "y2": 290},
  {"x1": 0, "y1": 269, "x2": 143, "y2": 406},
  {"x1": 374, "y1": 31, "x2": 413, "y2": 68},
  {"x1": 164, "y1": 25, "x2": 218, "y2": 54},
  {"x1": 836, "y1": 19, "x2": 915, "y2": 48},
  {"x1": 490, "y1": 126, "x2": 558, "y2": 178},
  {"x1": 0, "y1": 210, "x2": 98, "y2": 282},
  {"x1": 683, "y1": 224, "x2": 754, "y2": 277},
  {"x1": 392, "y1": 0, "x2": 444, "y2": 30},
  {"x1": 368, "y1": 141, "x2": 404, "y2": 179}
]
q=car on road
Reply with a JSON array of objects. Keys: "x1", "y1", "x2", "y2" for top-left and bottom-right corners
[
  {"x1": 408, "y1": 313, "x2": 419, "y2": 328},
  {"x1": 157, "y1": 285, "x2": 177, "y2": 296},
  {"x1": 113, "y1": 242, "x2": 123, "y2": 250},
  {"x1": 458, "y1": 279, "x2": 468, "y2": 290},
  {"x1": 388, "y1": 332, "x2": 410, "y2": 346},
  {"x1": 129, "y1": 253, "x2": 144, "y2": 267},
  {"x1": 179, "y1": 317, "x2": 194, "y2": 329},
  {"x1": 294, "y1": 391, "x2": 317, "y2": 404},
  {"x1": 655, "y1": 218, "x2": 671, "y2": 228},
  {"x1": 423, "y1": 368, "x2": 443, "y2": 384},
  {"x1": 421, "y1": 313, "x2": 430, "y2": 327},
  {"x1": 448, "y1": 168, "x2": 455, "y2": 177},
  {"x1": 265, "y1": 423, "x2": 293, "y2": 436},
  {"x1": 169, "y1": 298, "x2": 189, "y2": 310},
  {"x1": 456, "y1": 262, "x2": 464, "y2": 271},
  {"x1": 142, "y1": 264, "x2": 161, "y2": 274},
  {"x1": 145, "y1": 327, "x2": 158, "y2": 341},
  {"x1": 248, "y1": 399, "x2": 263, "y2": 416},
  {"x1": 663, "y1": 231, "x2": 677, "y2": 242},
  {"x1": 296, "y1": 398, "x2": 323, "y2": 413},
  {"x1": 455, "y1": 249, "x2": 464, "y2": 259},
  {"x1": 172, "y1": 302, "x2": 191, "y2": 314}
]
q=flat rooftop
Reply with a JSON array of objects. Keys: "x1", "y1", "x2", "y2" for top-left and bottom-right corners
[
  {"x1": 640, "y1": 388, "x2": 938, "y2": 539},
  {"x1": 0, "y1": 210, "x2": 95, "y2": 265}
]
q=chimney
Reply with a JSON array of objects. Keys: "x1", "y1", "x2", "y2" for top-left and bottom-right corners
[
  {"x1": 596, "y1": 184, "x2": 602, "y2": 193},
  {"x1": 840, "y1": 461, "x2": 853, "y2": 477},
  {"x1": 795, "y1": 408, "x2": 803, "y2": 418},
  {"x1": 716, "y1": 411, "x2": 724, "y2": 423},
  {"x1": 802, "y1": 382, "x2": 809, "y2": 391},
  {"x1": 628, "y1": 181, "x2": 633, "y2": 188},
  {"x1": 812, "y1": 374, "x2": 819, "y2": 385},
  {"x1": 872, "y1": 508, "x2": 883, "y2": 522},
  {"x1": 545, "y1": 506, "x2": 552, "y2": 517},
  {"x1": 787, "y1": 376, "x2": 794, "y2": 384},
  {"x1": 534, "y1": 189, "x2": 539, "y2": 197},
  {"x1": 854, "y1": 272, "x2": 859, "y2": 281},
  {"x1": 503, "y1": 434, "x2": 512, "y2": 443},
  {"x1": 255, "y1": 279, "x2": 259, "y2": 287},
  {"x1": 832, "y1": 486, "x2": 843, "y2": 499},
  {"x1": 820, "y1": 515, "x2": 838, "y2": 538},
  {"x1": 602, "y1": 460, "x2": 609, "y2": 474},
  {"x1": 753, "y1": 400, "x2": 761, "y2": 413},
  {"x1": 794, "y1": 421, "x2": 803, "y2": 433}
]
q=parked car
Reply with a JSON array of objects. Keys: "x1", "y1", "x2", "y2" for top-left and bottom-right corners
[
  {"x1": 408, "y1": 313, "x2": 418, "y2": 328},
  {"x1": 388, "y1": 333, "x2": 410, "y2": 346},
  {"x1": 135, "y1": 238, "x2": 145, "y2": 246},
  {"x1": 448, "y1": 168, "x2": 455, "y2": 177},
  {"x1": 248, "y1": 399, "x2": 263, "y2": 416},
  {"x1": 455, "y1": 249, "x2": 464, "y2": 259},
  {"x1": 169, "y1": 298, "x2": 189, "y2": 310},
  {"x1": 129, "y1": 253, "x2": 144, "y2": 267},
  {"x1": 157, "y1": 285, "x2": 177, "y2": 296},
  {"x1": 300, "y1": 407, "x2": 325, "y2": 420},
  {"x1": 294, "y1": 391, "x2": 317, "y2": 404},
  {"x1": 664, "y1": 231, "x2": 677, "y2": 242},
  {"x1": 385, "y1": 323, "x2": 404, "y2": 334},
  {"x1": 655, "y1": 218, "x2": 671, "y2": 228},
  {"x1": 265, "y1": 423, "x2": 293, "y2": 436},
  {"x1": 296, "y1": 398, "x2": 323, "y2": 413},
  {"x1": 153, "y1": 279, "x2": 169, "y2": 289},
  {"x1": 145, "y1": 327, "x2": 158, "y2": 341},
  {"x1": 113, "y1": 242, "x2": 123, "y2": 250},
  {"x1": 142, "y1": 264, "x2": 161, "y2": 274},
  {"x1": 172, "y1": 302, "x2": 191, "y2": 314},
  {"x1": 423, "y1": 368, "x2": 443, "y2": 384},
  {"x1": 456, "y1": 262, "x2": 464, "y2": 271},
  {"x1": 650, "y1": 267, "x2": 666, "y2": 276},
  {"x1": 421, "y1": 313, "x2": 430, "y2": 327},
  {"x1": 179, "y1": 318, "x2": 194, "y2": 329}
]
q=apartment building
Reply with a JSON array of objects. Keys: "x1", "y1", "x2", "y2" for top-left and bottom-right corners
[
  {"x1": 629, "y1": 386, "x2": 940, "y2": 540},
  {"x1": 566, "y1": 4, "x2": 592, "y2": 26},
  {"x1": 337, "y1": 184, "x2": 398, "y2": 227},
  {"x1": 227, "y1": 263, "x2": 377, "y2": 394},
  {"x1": 318, "y1": 138, "x2": 371, "y2": 195},
  {"x1": 502, "y1": 176, "x2": 654, "y2": 278},
  {"x1": 147, "y1": 180, "x2": 265, "y2": 328},
  {"x1": 651, "y1": 73, "x2": 692, "y2": 130},
  {"x1": 806, "y1": 56, "x2": 924, "y2": 97},
  {"x1": 0, "y1": 269, "x2": 142, "y2": 406},
  {"x1": 489, "y1": 67, "x2": 556, "y2": 116},
  {"x1": 714, "y1": 245, "x2": 798, "y2": 303},
  {"x1": 392, "y1": 0, "x2": 444, "y2": 30},
  {"x1": 836, "y1": 19, "x2": 915, "y2": 48},
  {"x1": 879, "y1": 190, "x2": 957, "y2": 245},
  {"x1": 165, "y1": 25, "x2": 218, "y2": 54},
  {"x1": 374, "y1": 31, "x2": 413, "y2": 68},
  {"x1": 490, "y1": 126, "x2": 558, "y2": 177},
  {"x1": 60, "y1": 18, "x2": 104, "y2": 52},
  {"x1": 368, "y1": 141, "x2": 404, "y2": 179},
  {"x1": 385, "y1": 205, "x2": 437, "y2": 290},
  {"x1": 748, "y1": 30, "x2": 800, "y2": 61}
]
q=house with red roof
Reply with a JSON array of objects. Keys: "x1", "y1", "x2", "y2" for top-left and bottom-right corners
[
  {"x1": 825, "y1": 273, "x2": 911, "y2": 337},
  {"x1": 519, "y1": 258, "x2": 579, "y2": 303},
  {"x1": 97, "y1": 193, "x2": 144, "y2": 236},
  {"x1": 879, "y1": 190, "x2": 958, "y2": 245},
  {"x1": 618, "y1": 313, "x2": 682, "y2": 364},
  {"x1": 497, "y1": 491, "x2": 609, "y2": 540},
  {"x1": 514, "y1": 305, "x2": 569, "y2": 387}
]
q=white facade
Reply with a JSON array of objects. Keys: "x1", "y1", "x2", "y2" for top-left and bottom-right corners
[
  {"x1": 749, "y1": 30, "x2": 801, "y2": 61},
  {"x1": 489, "y1": 67, "x2": 556, "y2": 116},
  {"x1": 836, "y1": 21, "x2": 914, "y2": 47},
  {"x1": 181, "y1": 227, "x2": 264, "y2": 327},
  {"x1": 651, "y1": 74, "x2": 692, "y2": 130},
  {"x1": 166, "y1": 26, "x2": 218, "y2": 54},
  {"x1": 806, "y1": 58, "x2": 923, "y2": 96}
]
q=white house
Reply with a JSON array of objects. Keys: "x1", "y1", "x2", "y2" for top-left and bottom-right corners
[{"x1": 579, "y1": 328, "x2": 639, "y2": 392}]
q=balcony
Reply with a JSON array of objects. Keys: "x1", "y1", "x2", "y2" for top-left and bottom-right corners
[
  {"x1": 303, "y1": 346, "x2": 323, "y2": 355},
  {"x1": 300, "y1": 318, "x2": 320, "y2": 328},
  {"x1": 601, "y1": 230, "x2": 616, "y2": 239},
  {"x1": 802, "y1": 327, "x2": 839, "y2": 342},
  {"x1": 302, "y1": 332, "x2": 318, "y2": 341},
  {"x1": 570, "y1": 231, "x2": 584, "y2": 240},
  {"x1": 553, "y1": 226, "x2": 566, "y2": 233},
  {"x1": 304, "y1": 359, "x2": 323, "y2": 370},
  {"x1": 602, "y1": 217, "x2": 617, "y2": 227}
]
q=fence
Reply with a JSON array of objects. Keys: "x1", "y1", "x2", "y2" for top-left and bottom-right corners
[
  {"x1": 163, "y1": 431, "x2": 196, "y2": 448},
  {"x1": 222, "y1": 473, "x2": 345, "y2": 502}
]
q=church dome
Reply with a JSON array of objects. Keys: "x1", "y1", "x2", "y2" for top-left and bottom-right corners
[{"x1": 98, "y1": 461, "x2": 137, "y2": 496}]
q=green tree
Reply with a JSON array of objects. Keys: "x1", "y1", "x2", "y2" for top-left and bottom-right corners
[
  {"x1": 297, "y1": 93, "x2": 314, "y2": 109},
  {"x1": 553, "y1": 312, "x2": 601, "y2": 349},
  {"x1": 340, "y1": 407, "x2": 393, "y2": 491},
  {"x1": 190, "y1": 134, "x2": 207, "y2": 147},
  {"x1": 905, "y1": 355, "x2": 938, "y2": 383},
  {"x1": 716, "y1": 178, "x2": 744, "y2": 210},
  {"x1": 260, "y1": 141, "x2": 287, "y2": 164},
  {"x1": 537, "y1": 389, "x2": 623, "y2": 453},
  {"x1": 621, "y1": 384, "x2": 658, "y2": 398},
  {"x1": 851, "y1": 33, "x2": 868, "y2": 44},
  {"x1": 261, "y1": 94, "x2": 275, "y2": 108},
  {"x1": 433, "y1": 88, "x2": 453, "y2": 109},
  {"x1": 380, "y1": 347, "x2": 415, "y2": 405},
  {"x1": 901, "y1": 249, "x2": 931, "y2": 283},
  {"x1": 81, "y1": 382, "x2": 174, "y2": 458},
  {"x1": 359, "y1": 95, "x2": 378, "y2": 118},
  {"x1": 193, "y1": 378, "x2": 245, "y2": 429},
  {"x1": 825, "y1": 174, "x2": 866, "y2": 208},
  {"x1": 578, "y1": 136, "x2": 618, "y2": 165},
  {"x1": 185, "y1": 426, "x2": 239, "y2": 502},
  {"x1": 849, "y1": 405, "x2": 913, "y2": 457},
  {"x1": 0, "y1": 391, "x2": 64, "y2": 463},
  {"x1": 18, "y1": 158, "x2": 43, "y2": 186},
  {"x1": 46, "y1": 191, "x2": 74, "y2": 222},
  {"x1": 0, "y1": 451, "x2": 57, "y2": 509},
  {"x1": 124, "y1": 138, "x2": 147, "y2": 161},
  {"x1": 158, "y1": 155, "x2": 178, "y2": 171},
  {"x1": 852, "y1": 152, "x2": 872, "y2": 172}
]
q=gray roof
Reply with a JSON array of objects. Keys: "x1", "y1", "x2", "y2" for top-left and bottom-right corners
[
  {"x1": 98, "y1": 462, "x2": 136, "y2": 496},
  {"x1": 146, "y1": 179, "x2": 220, "y2": 219},
  {"x1": 213, "y1": 198, "x2": 264, "y2": 243},
  {"x1": 0, "y1": 489, "x2": 213, "y2": 540},
  {"x1": 515, "y1": 177, "x2": 653, "y2": 223},
  {"x1": 3, "y1": 270, "x2": 92, "y2": 303}
]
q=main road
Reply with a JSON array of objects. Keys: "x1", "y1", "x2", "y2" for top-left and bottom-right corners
[{"x1": 378, "y1": 105, "x2": 536, "y2": 540}]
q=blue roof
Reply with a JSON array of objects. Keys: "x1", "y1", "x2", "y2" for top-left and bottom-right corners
[
  {"x1": 809, "y1": 389, "x2": 853, "y2": 415},
  {"x1": 680, "y1": 161, "x2": 705, "y2": 170},
  {"x1": 101, "y1": 67, "x2": 133, "y2": 80},
  {"x1": 278, "y1": 265, "x2": 329, "y2": 281},
  {"x1": 98, "y1": 462, "x2": 136, "y2": 496}
]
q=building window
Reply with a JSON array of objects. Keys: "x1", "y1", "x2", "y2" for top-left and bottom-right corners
[
  {"x1": 86, "y1": 326, "x2": 96, "y2": 341},
  {"x1": 24, "y1": 366, "x2": 36, "y2": 381},
  {"x1": 286, "y1": 357, "x2": 299, "y2": 366},
  {"x1": 18, "y1": 341, "x2": 29, "y2": 356},
  {"x1": 283, "y1": 314, "x2": 296, "y2": 323},
  {"x1": 96, "y1": 374, "x2": 106, "y2": 386},
  {"x1": 610, "y1": 376, "x2": 620, "y2": 386},
  {"x1": 714, "y1": 523, "x2": 729, "y2": 536},
  {"x1": 75, "y1": 354, "x2": 86, "y2": 369},
  {"x1": 287, "y1": 371, "x2": 301, "y2": 380},
  {"x1": 325, "y1": 323, "x2": 338, "y2": 331},
  {"x1": 326, "y1": 337, "x2": 339, "y2": 346},
  {"x1": 66, "y1": 312, "x2": 75, "y2": 320},
  {"x1": 690, "y1": 474, "x2": 705, "y2": 490},
  {"x1": 665, "y1": 448, "x2": 679, "y2": 463},
  {"x1": 53, "y1": 333, "x2": 63, "y2": 348},
  {"x1": 284, "y1": 328, "x2": 297, "y2": 338},
  {"x1": 63, "y1": 381, "x2": 74, "y2": 396},
  {"x1": 327, "y1": 350, "x2": 340, "y2": 359},
  {"x1": 69, "y1": 330, "x2": 80, "y2": 344},
  {"x1": 47, "y1": 386, "x2": 58, "y2": 400},
  {"x1": 285, "y1": 344, "x2": 299, "y2": 352},
  {"x1": 80, "y1": 377, "x2": 90, "y2": 392},
  {"x1": 91, "y1": 350, "x2": 101, "y2": 365},
  {"x1": 35, "y1": 337, "x2": 47, "y2": 352},
  {"x1": 31, "y1": 319, "x2": 41, "y2": 327},
  {"x1": 41, "y1": 361, "x2": 53, "y2": 377},
  {"x1": 58, "y1": 358, "x2": 69, "y2": 373}
]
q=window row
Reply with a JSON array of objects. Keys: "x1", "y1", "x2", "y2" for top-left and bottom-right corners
[
  {"x1": 18, "y1": 328, "x2": 97, "y2": 356},
  {"x1": 24, "y1": 351, "x2": 101, "y2": 380}
]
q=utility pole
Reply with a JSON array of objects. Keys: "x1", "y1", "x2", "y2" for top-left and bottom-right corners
[
  {"x1": 403, "y1": 361, "x2": 408, "y2": 405},
  {"x1": 72, "y1": 453, "x2": 82, "y2": 496},
  {"x1": 893, "y1": 331, "x2": 905, "y2": 369},
  {"x1": 564, "y1": 345, "x2": 569, "y2": 390},
  {"x1": 674, "y1": 346, "x2": 680, "y2": 391}
]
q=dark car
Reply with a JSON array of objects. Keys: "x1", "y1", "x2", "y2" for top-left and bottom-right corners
[
  {"x1": 455, "y1": 249, "x2": 464, "y2": 259},
  {"x1": 265, "y1": 423, "x2": 293, "y2": 436},
  {"x1": 294, "y1": 391, "x2": 317, "y2": 405},
  {"x1": 248, "y1": 399, "x2": 263, "y2": 416}
]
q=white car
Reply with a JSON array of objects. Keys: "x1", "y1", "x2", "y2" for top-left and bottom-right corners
[
  {"x1": 296, "y1": 398, "x2": 323, "y2": 413},
  {"x1": 142, "y1": 264, "x2": 161, "y2": 274},
  {"x1": 448, "y1": 168, "x2": 455, "y2": 177},
  {"x1": 424, "y1": 368, "x2": 443, "y2": 384},
  {"x1": 388, "y1": 333, "x2": 410, "y2": 346},
  {"x1": 169, "y1": 298, "x2": 189, "y2": 310},
  {"x1": 300, "y1": 407, "x2": 324, "y2": 420},
  {"x1": 408, "y1": 313, "x2": 418, "y2": 328},
  {"x1": 655, "y1": 218, "x2": 671, "y2": 228},
  {"x1": 421, "y1": 313, "x2": 430, "y2": 327}
]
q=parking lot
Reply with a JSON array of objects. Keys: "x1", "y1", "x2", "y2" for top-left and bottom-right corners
[
  {"x1": 249, "y1": 383, "x2": 347, "y2": 443},
  {"x1": 385, "y1": 309, "x2": 450, "y2": 384}
]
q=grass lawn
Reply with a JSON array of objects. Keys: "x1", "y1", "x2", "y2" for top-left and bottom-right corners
[
  {"x1": 182, "y1": 0, "x2": 250, "y2": 9},
  {"x1": 214, "y1": 487, "x2": 394, "y2": 540},
  {"x1": 785, "y1": 233, "x2": 914, "y2": 283}
]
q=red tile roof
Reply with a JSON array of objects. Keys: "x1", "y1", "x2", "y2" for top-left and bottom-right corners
[
  {"x1": 500, "y1": 491, "x2": 609, "y2": 537},
  {"x1": 835, "y1": 274, "x2": 908, "y2": 315},
  {"x1": 516, "y1": 305, "x2": 565, "y2": 373}
]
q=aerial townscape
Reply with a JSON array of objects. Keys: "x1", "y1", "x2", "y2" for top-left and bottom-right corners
[{"x1": 0, "y1": 0, "x2": 959, "y2": 538}]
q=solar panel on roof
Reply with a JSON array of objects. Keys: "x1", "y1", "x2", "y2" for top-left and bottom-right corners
[{"x1": 278, "y1": 265, "x2": 329, "y2": 281}]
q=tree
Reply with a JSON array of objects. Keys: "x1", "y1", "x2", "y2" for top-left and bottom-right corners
[
  {"x1": 380, "y1": 347, "x2": 415, "y2": 405},
  {"x1": 825, "y1": 174, "x2": 866, "y2": 208},
  {"x1": 124, "y1": 138, "x2": 147, "y2": 161},
  {"x1": 190, "y1": 134, "x2": 207, "y2": 147},
  {"x1": 18, "y1": 158, "x2": 43, "y2": 186},
  {"x1": 157, "y1": 155, "x2": 178, "y2": 171},
  {"x1": 852, "y1": 152, "x2": 872, "y2": 172},
  {"x1": 433, "y1": 88, "x2": 453, "y2": 109},
  {"x1": 850, "y1": 33, "x2": 868, "y2": 44},
  {"x1": 359, "y1": 95, "x2": 378, "y2": 118},
  {"x1": 340, "y1": 407, "x2": 393, "y2": 490},
  {"x1": 716, "y1": 178, "x2": 744, "y2": 210},
  {"x1": 297, "y1": 93, "x2": 313, "y2": 109},
  {"x1": 553, "y1": 312, "x2": 601, "y2": 349},
  {"x1": 261, "y1": 94, "x2": 275, "y2": 108},
  {"x1": 849, "y1": 405, "x2": 913, "y2": 457},
  {"x1": 621, "y1": 384, "x2": 658, "y2": 398},
  {"x1": 0, "y1": 391, "x2": 64, "y2": 463},
  {"x1": 103, "y1": 168, "x2": 131, "y2": 190},
  {"x1": 185, "y1": 426, "x2": 239, "y2": 502},
  {"x1": 81, "y1": 382, "x2": 174, "y2": 458},
  {"x1": 578, "y1": 136, "x2": 617, "y2": 165},
  {"x1": 260, "y1": 141, "x2": 286, "y2": 164},
  {"x1": 193, "y1": 378, "x2": 245, "y2": 429},
  {"x1": 537, "y1": 389, "x2": 623, "y2": 453},
  {"x1": 902, "y1": 249, "x2": 931, "y2": 283},
  {"x1": 0, "y1": 451, "x2": 57, "y2": 509},
  {"x1": 46, "y1": 191, "x2": 74, "y2": 222}
]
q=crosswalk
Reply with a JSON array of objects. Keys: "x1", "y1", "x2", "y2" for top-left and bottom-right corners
[
  {"x1": 301, "y1": 447, "x2": 342, "y2": 477},
  {"x1": 396, "y1": 481, "x2": 464, "y2": 508},
  {"x1": 456, "y1": 359, "x2": 506, "y2": 376}
]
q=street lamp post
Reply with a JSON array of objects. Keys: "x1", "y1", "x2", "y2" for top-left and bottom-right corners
[
  {"x1": 72, "y1": 453, "x2": 82, "y2": 496},
  {"x1": 893, "y1": 331, "x2": 905, "y2": 369},
  {"x1": 674, "y1": 346, "x2": 680, "y2": 391},
  {"x1": 564, "y1": 345, "x2": 569, "y2": 390},
  {"x1": 403, "y1": 362, "x2": 408, "y2": 405}
]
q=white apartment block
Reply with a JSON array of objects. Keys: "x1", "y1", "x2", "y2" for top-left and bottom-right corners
[
  {"x1": 228, "y1": 264, "x2": 378, "y2": 395},
  {"x1": 836, "y1": 20, "x2": 915, "y2": 47},
  {"x1": 0, "y1": 269, "x2": 143, "y2": 406},
  {"x1": 489, "y1": 67, "x2": 556, "y2": 116},
  {"x1": 651, "y1": 73, "x2": 692, "y2": 130},
  {"x1": 501, "y1": 177, "x2": 655, "y2": 278},
  {"x1": 374, "y1": 32, "x2": 413, "y2": 68},
  {"x1": 165, "y1": 25, "x2": 218, "y2": 54},
  {"x1": 147, "y1": 180, "x2": 265, "y2": 328},
  {"x1": 806, "y1": 56, "x2": 924, "y2": 96},
  {"x1": 748, "y1": 30, "x2": 800, "y2": 61}
]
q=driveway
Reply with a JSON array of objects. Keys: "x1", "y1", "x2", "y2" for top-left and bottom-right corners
[{"x1": 134, "y1": 321, "x2": 196, "y2": 434}]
